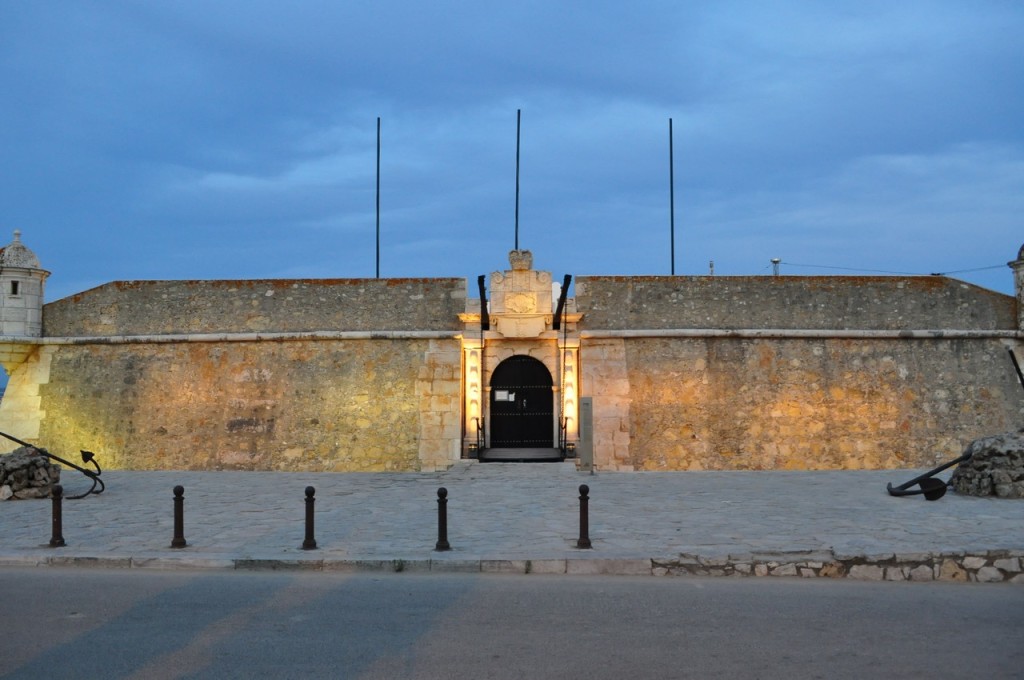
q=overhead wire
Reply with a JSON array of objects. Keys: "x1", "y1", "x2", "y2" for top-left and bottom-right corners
[
  {"x1": 776, "y1": 261, "x2": 1007, "y2": 277},
  {"x1": 780, "y1": 262, "x2": 921, "y2": 275},
  {"x1": 930, "y1": 264, "x2": 1006, "y2": 275}
]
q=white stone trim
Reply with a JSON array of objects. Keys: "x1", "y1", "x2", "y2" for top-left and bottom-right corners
[
  {"x1": 1, "y1": 330, "x2": 463, "y2": 345},
  {"x1": 4, "y1": 328, "x2": 1019, "y2": 347}
]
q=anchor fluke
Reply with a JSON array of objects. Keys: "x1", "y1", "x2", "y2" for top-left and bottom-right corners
[{"x1": 886, "y1": 452, "x2": 971, "y2": 501}]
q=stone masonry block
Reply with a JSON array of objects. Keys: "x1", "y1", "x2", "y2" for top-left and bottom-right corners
[
  {"x1": 566, "y1": 559, "x2": 652, "y2": 576},
  {"x1": 937, "y1": 560, "x2": 968, "y2": 581},
  {"x1": 975, "y1": 566, "x2": 1005, "y2": 583},
  {"x1": 993, "y1": 558, "x2": 1021, "y2": 572},
  {"x1": 528, "y1": 560, "x2": 567, "y2": 575},
  {"x1": 482, "y1": 560, "x2": 529, "y2": 574},
  {"x1": 848, "y1": 564, "x2": 885, "y2": 581},
  {"x1": 908, "y1": 565, "x2": 934, "y2": 581}
]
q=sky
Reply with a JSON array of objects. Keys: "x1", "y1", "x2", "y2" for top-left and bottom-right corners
[{"x1": 1, "y1": 0, "x2": 1022, "y2": 302}]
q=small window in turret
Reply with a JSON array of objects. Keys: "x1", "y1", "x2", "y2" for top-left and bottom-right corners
[{"x1": 10, "y1": 281, "x2": 19, "y2": 296}]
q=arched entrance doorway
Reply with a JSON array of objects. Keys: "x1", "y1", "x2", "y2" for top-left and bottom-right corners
[{"x1": 488, "y1": 355, "x2": 554, "y2": 448}]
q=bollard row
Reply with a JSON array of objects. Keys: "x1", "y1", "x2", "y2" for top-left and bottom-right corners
[{"x1": 44, "y1": 483, "x2": 597, "y2": 553}]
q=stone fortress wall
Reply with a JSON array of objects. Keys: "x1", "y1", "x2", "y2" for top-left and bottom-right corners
[
  {"x1": 575, "y1": 276, "x2": 1016, "y2": 330},
  {"x1": 31, "y1": 337, "x2": 461, "y2": 472},
  {"x1": 2, "y1": 278, "x2": 466, "y2": 471},
  {"x1": 43, "y1": 278, "x2": 466, "y2": 335},
  {"x1": 575, "y1": 276, "x2": 1024, "y2": 470},
  {"x1": 1, "y1": 238, "x2": 1022, "y2": 473}
]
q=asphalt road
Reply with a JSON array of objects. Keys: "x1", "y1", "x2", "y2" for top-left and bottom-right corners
[{"x1": 1, "y1": 569, "x2": 1021, "y2": 679}]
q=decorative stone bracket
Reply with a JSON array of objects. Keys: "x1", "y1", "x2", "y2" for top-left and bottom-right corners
[{"x1": 0, "y1": 341, "x2": 39, "y2": 376}]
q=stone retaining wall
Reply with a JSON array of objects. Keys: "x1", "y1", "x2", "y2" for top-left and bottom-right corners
[
  {"x1": 10, "y1": 552, "x2": 1021, "y2": 583},
  {"x1": 653, "y1": 550, "x2": 1024, "y2": 583}
]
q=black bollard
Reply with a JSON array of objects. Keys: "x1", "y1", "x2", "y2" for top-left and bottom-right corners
[
  {"x1": 435, "y1": 487, "x2": 451, "y2": 551},
  {"x1": 170, "y1": 485, "x2": 187, "y2": 549},
  {"x1": 302, "y1": 486, "x2": 317, "y2": 550},
  {"x1": 576, "y1": 484, "x2": 592, "y2": 549},
  {"x1": 49, "y1": 484, "x2": 66, "y2": 548}
]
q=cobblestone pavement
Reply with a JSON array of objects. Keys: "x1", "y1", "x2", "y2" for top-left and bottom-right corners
[{"x1": 1, "y1": 462, "x2": 1022, "y2": 582}]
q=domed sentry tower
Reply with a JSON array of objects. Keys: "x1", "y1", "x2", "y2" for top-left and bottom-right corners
[
  {"x1": 0, "y1": 230, "x2": 49, "y2": 338},
  {"x1": 1012, "y1": 243, "x2": 1024, "y2": 331},
  {"x1": 0, "y1": 230, "x2": 50, "y2": 448}
]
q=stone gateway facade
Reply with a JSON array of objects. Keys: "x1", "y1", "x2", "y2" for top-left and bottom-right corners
[{"x1": 0, "y1": 234, "x2": 1022, "y2": 472}]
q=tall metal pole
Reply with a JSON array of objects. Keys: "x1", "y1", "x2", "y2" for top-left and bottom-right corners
[
  {"x1": 515, "y1": 109, "x2": 521, "y2": 251},
  {"x1": 669, "y1": 118, "x2": 676, "y2": 276},
  {"x1": 376, "y1": 117, "x2": 381, "y2": 279}
]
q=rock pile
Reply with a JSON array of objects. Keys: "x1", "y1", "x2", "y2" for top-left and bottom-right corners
[
  {"x1": 0, "y1": 447, "x2": 61, "y2": 500},
  {"x1": 949, "y1": 428, "x2": 1024, "y2": 498}
]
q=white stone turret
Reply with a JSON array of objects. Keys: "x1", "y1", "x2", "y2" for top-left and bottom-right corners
[
  {"x1": 0, "y1": 230, "x2": 48, "y2": 338},
  {"x1": 1011, "y1": 242, "x2": 1024, "y2": 331}
]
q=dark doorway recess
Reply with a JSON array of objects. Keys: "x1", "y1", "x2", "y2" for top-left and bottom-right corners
[{"x1": 488, "y1": 355, "x2": 554, "y2": 448}]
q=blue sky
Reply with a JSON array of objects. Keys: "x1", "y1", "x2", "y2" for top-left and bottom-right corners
[{"x1": 1, "y1": 0, "x2": 1022, "y2": 301}]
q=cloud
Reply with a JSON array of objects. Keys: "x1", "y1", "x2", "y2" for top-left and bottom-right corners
[
  {"x1": 683, "y1": 143, "x2": 1024, "y2": 284},
  {"x1": 0, "y1": 1, "x2": 1021, "y2": 301}
]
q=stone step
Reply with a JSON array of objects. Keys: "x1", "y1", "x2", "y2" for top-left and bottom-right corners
[{"x1": 479, "y1": 447, "x2": 565, "y2": 462}]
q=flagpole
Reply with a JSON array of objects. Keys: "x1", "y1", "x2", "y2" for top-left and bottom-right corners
[
  {"x1": 669, "y1": 117, "x2": 675, "y2": 276},
  {"x1": 376, "y1": 116, "x2": 381, "y2": 279},
  {"x1": 515, "y1": 109, "x2": 521, "y2": 251}
]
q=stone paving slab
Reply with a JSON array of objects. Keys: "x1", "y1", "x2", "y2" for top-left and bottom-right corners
[{"x1": 1, "y1": 462, "x2": 1022, "y2": 582}]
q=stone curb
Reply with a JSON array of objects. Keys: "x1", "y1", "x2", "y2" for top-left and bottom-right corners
[{"x1": 2, "y1": 550, "x2": 1022, "y2": 583}]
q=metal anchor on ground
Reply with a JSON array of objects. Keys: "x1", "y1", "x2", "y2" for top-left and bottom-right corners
[
  {"x1": 0, "y1": 430, "x2": 105, "y2": 499},
  {"x1": 886, "y1": 451, "x2": 972, "y2": 501}
]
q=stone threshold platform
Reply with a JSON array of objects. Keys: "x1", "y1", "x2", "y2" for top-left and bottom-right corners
[
  {"x1": 3, "y1": 549, "x2": 1022, "y2": 583},
  {"x1": 478, "y1": 447, "x2": 566, "y2": 462}
]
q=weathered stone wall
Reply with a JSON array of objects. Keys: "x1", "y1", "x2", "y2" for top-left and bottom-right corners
[
  {"x1": 415, "y1": 339, "x2": 464, "y2": 471},
  {"x1": 29, "y1": 337, "x2": 462, "y2": 472},
  {"x1": 43, "y1": 278, "x2": 467, "y2": 336},
  {"x1": 575, "y1": 276, "x2": 1016, "y2": 331},
  {"x1": 5, "y1": 270, "x2": 1019, "y2": 473},
  {"x1": 581, "y1": 336, "x2": 1024, "y2": 470},
  {"x1": 579, "y1": 338, "x2": 632, "y2": 468}
]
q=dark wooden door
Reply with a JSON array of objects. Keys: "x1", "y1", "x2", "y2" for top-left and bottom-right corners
[{"x1": 489, "y1": 355, "x2": 554, "y2": 448}]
